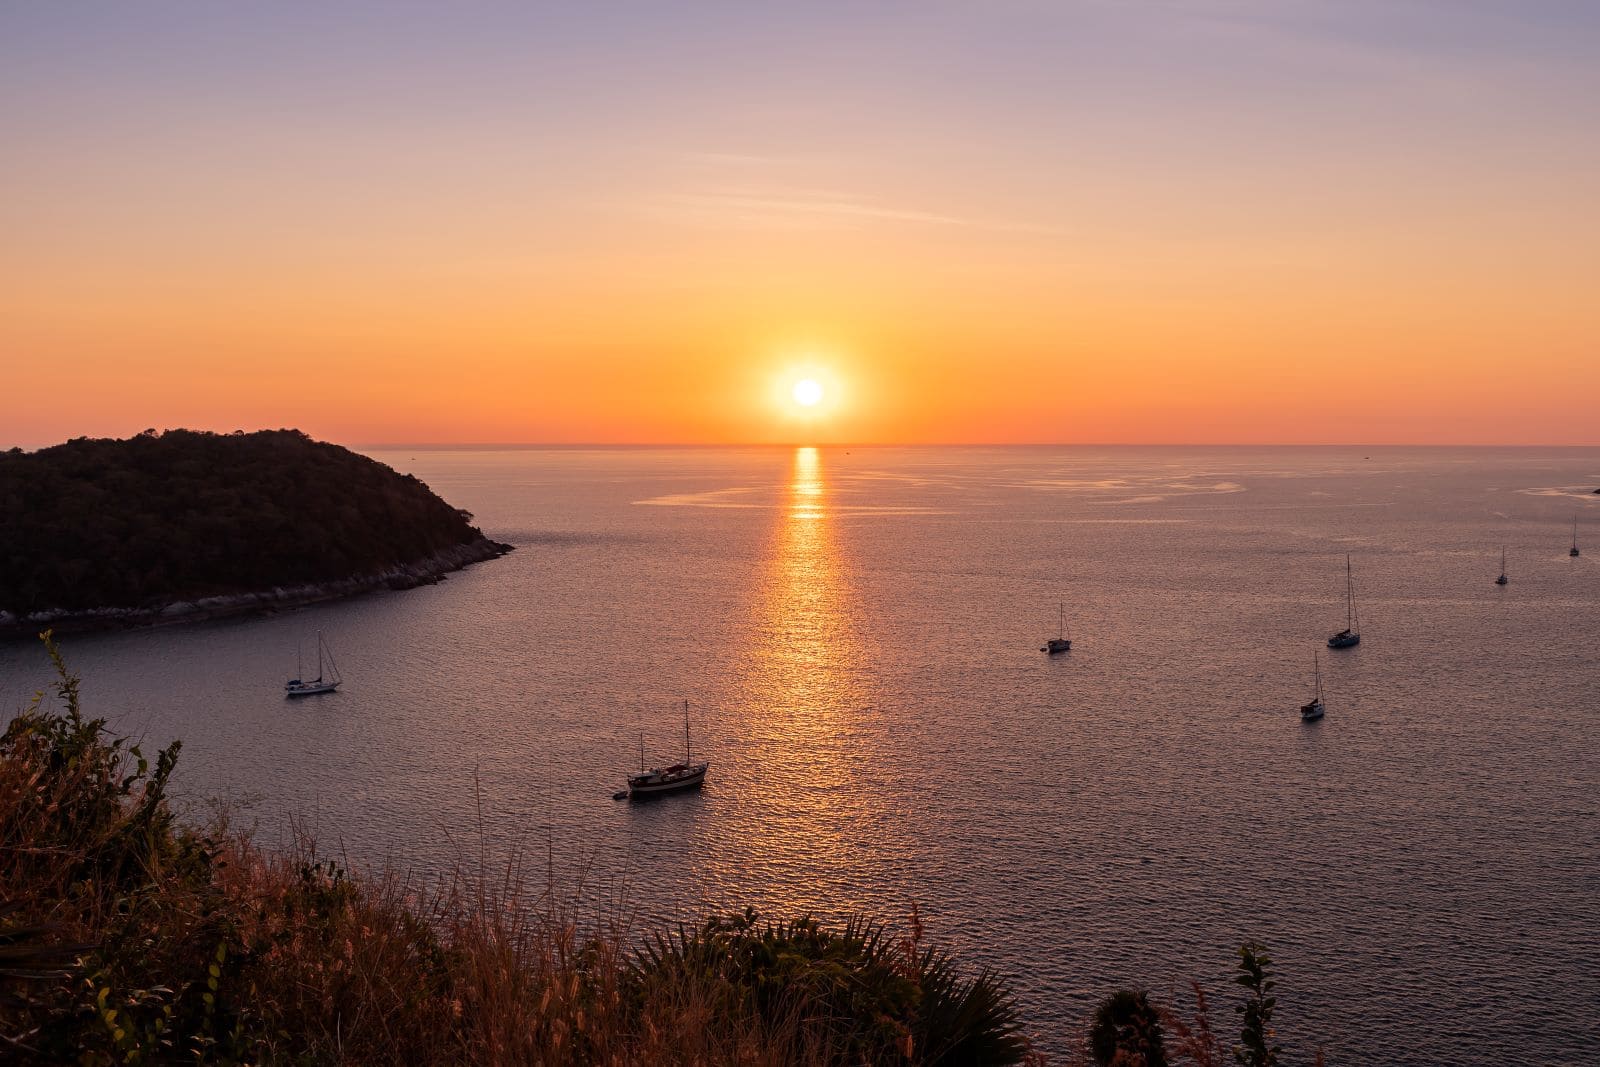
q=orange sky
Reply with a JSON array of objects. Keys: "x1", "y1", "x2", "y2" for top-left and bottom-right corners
[{"x1": 4, "y1": 4, "x2": 1599, "y2": 446}]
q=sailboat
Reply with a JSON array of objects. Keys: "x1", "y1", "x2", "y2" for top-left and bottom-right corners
[
  {"x1": 1327, "y1": 554, "x2": 1361, "y2": 649},
  {"x1": 1040, "y1": 602, "x2": 1072, "y2": 654},
  {"x1": 284, "y1": 631, "x2": 341, "y2": 696},
  {"x1": 1571, "y1": 514, "x2": 1581, "y2": 558},
  {"x1": 1495, "y1": 546, "x2": 1508, "y2": 586},
  {"x1": 1300, "y1": 651, "x2": 1325, "y2": 722},
  {"x1": 625, "y1": 700, "x2": 709, "y2": 798}
]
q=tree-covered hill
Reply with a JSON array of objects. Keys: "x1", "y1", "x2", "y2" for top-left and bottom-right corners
[{"x1": 0, "y1": 429, "x2": 510, "y2": 622}]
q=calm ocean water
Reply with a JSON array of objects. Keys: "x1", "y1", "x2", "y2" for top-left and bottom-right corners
[{"x1": 5, "y1": 447, "x2": 1598, "y2": 1063}]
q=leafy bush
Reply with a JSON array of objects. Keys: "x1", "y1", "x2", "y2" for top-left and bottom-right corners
[
  {"x1": 1090, "y1": 989, "x2": 1166, "y2": 1066},
  {"x1": 0, "y1": 633, "x2": 233, "y2": 1062}
]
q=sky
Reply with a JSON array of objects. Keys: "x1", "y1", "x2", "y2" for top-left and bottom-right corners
[{"x1": 3, "y1": 1, "x2": 1599, "y2": 446}]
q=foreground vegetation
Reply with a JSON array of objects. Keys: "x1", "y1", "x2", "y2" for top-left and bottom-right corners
[
  {"x1": 0, "y1": 429, "x2": 508, "y2": 621},
  {"x1": 1, "y1": 637, "x2": 1316, "y2": 1065}
]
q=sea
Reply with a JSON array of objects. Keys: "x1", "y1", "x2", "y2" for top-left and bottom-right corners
[{"x1": 4, "y1": 446, "x2": 1597, "y2": 1064}]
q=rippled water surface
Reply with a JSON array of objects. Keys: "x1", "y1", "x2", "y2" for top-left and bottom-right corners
[{"x1": 5, "y1": 447, "x2": 1598, "y2": 1062}]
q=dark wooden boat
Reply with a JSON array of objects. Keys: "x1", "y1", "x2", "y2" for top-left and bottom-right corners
[{"x1": 626, "y1": 700, "x2": 709, "y2": 798}]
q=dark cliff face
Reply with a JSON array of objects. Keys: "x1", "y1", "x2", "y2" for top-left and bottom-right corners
[{"x1": 0, "y1": 429, "x2": 509, "y2": 616}]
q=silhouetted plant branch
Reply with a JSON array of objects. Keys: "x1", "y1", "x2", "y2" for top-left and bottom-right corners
[{"x1": 1232, "y1": 942, "x2": 1280, "y2": 1067}]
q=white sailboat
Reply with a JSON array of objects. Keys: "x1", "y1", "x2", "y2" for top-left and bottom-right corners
[
  {"x1": 1495, "y1": 546, "x2": 1508, "y2": 586},
  {"x1": 625, "y1": 700, "x2": 709, "y2": 798},
  {"x1": 1300, "y1": 651, "x2": 1325, "y2": 722},
  {"x1": 1040, "y1": 602, "x2": 1072, "y2": 654},
  {"x1": 285, "y1": 631, "x2": 342, "y2": 696},
  {"x1": 1327, "y1": 554, "x2": 1361, "y2": 649}
]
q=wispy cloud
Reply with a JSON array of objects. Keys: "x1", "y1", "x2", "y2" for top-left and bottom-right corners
[
  {"x1": 646, "y1": 158, "x2": 1067, "y2": 235},
  {"x1": 653, "y1": 188, "x2": 973, "y2": 230}
]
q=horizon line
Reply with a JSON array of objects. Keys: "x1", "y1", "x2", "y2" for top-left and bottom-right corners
[
  {"x1": 352, "y1": 441, "x2": 1600, "y2": 451},
  {"x1": 10, "y1": 435, "x2": 1600, "y2": 452}
]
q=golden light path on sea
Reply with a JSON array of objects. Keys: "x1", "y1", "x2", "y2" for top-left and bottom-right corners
[{"x1": 726, "y1": 446, "x2": 881, "y2": 913}]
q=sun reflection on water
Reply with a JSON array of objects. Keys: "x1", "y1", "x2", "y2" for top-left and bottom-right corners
[
  {"x1": 790, "y1": 446, "x2": 825, "y2": 520},
  {"x1": 727, "y1": 447, "x2": 879, "y2": 912}
]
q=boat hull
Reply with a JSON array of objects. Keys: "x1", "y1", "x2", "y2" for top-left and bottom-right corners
[
  {"x1": 1300, "y1": 701, "x2": 1325, "y2": 722},
  {"x1": 1327, "y1": 631, "x2": 1360, "y2": 649},
  {"x1": 627, "y1": 763, "x2": 708, "y2": 797},
  {"x1": 285, "y1": 681, "x2": 339, "y2": 696},
  {"x1": 1041, "y1": 639, "x2": 1071, "y2": 654}
]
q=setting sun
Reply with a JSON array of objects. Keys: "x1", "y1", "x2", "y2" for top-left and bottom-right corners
[
  {"x1": 792, "y1": 379, "x2": 824, "y2": 407},
  {"x1": 768, "y1": 363, "x2": 848, "y2": 437}
]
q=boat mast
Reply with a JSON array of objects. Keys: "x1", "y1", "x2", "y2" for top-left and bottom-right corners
[
  {"x1": 1345, "y1": 555, "x2": 1354, "y2": 632},
  {"x1": 322, "y1": 634, "x2": 340, "y2": 684},
  {"x1": 684, "y1": 699, "x2": 691, "y2": 764},
  {"x1": 1058, "y1": 601, "x2": 1065, "y2": 641},
  {"x1": 1352, "y1": 570, "x2": 1359, "y2": 634},
  {"x1": 315, "y1": 629, "x2": 324, "y2": 682},
  {"x1": 1314, "y1": 651, "x2": 1322, "y2": 700}
]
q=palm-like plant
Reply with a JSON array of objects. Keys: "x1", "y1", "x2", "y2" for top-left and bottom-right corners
[{"x1": 627, "y1": 908, "x2": 1029, "y2": 1065}]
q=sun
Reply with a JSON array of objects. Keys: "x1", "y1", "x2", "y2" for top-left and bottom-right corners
[
  {"x1": 769, "y1": 361, "x2": 843, "y2": 426},
  {"x1": 792, "y1": 379, "x2": 824, "y2": 407}
]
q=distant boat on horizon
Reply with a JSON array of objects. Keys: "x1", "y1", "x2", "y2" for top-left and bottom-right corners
[
  {"x1": 1328, "y1": 554, "x2": 1361, "y2": 649},
  {"x1": 1495, "y1": 546, "x2": 1508, "y2": 586},
  {"x1": 1301, "y1": 651, "x2": 1325, "y2": 722},
  {"x1": 624, "y1": 700, "x2": 709, "y2": 799},
  {"x1": 1041, "y1": 602, "x2": 1072, "y2": 654},
  {"x1": 285, "y1": 630, "x2": 341, "y2": 697},
  {"x1": 1571, "y1": 514, "x2": 1580, "y2": 558}
]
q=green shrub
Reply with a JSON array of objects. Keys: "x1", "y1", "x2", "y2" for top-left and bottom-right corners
[
  {"x1": 0, "y1": 633, "x2": 244, "y2": 1063},
  {"x1": 1090, "y1": 989, "x2": 1167, "y2": 1066}
]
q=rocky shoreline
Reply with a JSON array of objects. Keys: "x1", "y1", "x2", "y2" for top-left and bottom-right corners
[{"x1": 0, "y1": 536, "x2": 512, "y2": 639}]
